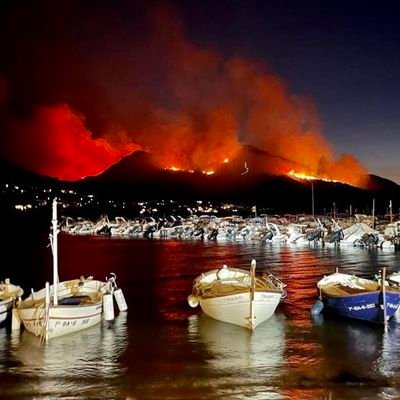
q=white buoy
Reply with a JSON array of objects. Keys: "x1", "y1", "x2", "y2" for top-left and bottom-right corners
[
  {"x1": 113, "y1": 288, "x2": 128, "y2": 312},
  {"x1": 187, "y1": 294, "x2": 199, "y2": 308},
  {"x1": 11, "y1": 308, "x2": 21, "y2": 331},
  {"x1": 103, "y1": 292, "x2": 115, "y2": 321}
]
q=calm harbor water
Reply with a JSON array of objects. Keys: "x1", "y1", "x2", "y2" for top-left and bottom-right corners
[{"x1": 2, "y1": 230, "x2": 400, "y2": 400}]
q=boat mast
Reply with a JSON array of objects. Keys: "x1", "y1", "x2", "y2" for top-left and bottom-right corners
[
  {"x1": 52, "y1": 198, "x2": 59, "y2": 306},
  {"x1": 249, "y1": 259, "x2": 256, "y2": 330},
  {"x1": 381, "y1": 267, "x2": 387, "y2": 331},
  {"x1": 372, "y1": 198, "x2": 376, "y2": 229},
  {"x1": 311, "y1": 181, "x2": 314, "y2": 217}
]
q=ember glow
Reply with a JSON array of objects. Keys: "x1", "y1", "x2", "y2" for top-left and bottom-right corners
[
  {"x1": 165, "y1": 156, "x2": 228, "y2": 176},
  {"x1": 288, "y1": 170, "x2": 339, "y2": 183},
  {"x1": 166, "y1": 166, "x2": 194, "y2": 173},
  {"x1": 0, "y1": 4, "x2": 369, "y2": 187}
]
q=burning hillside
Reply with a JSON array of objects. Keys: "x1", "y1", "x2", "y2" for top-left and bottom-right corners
[{"x1": 0, "y1": 3, "x2": 368, "y2": 187}]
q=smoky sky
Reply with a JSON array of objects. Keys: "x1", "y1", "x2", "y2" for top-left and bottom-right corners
[{"x1": 0, "y1": 0, "x2": 367, "y2": 185}]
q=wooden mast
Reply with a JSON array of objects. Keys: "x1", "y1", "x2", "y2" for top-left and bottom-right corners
[{"x1": 51, "y1": 198, "x2": 59, "y2": 306}]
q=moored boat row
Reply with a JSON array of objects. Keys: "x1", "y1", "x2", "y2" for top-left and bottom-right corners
[
  {"x1": 3, "y1": 200, "x2": 400, "y2": 339},
  {"x1": 61, "y1": 214, "x2": 400, "y2": 249}
]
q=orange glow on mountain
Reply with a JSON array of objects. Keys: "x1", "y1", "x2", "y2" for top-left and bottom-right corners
[
  {"x1": 7, "y1": 104, "x2": 140, "y2": 181},
  {"x1": 164, "y1": 155, "x2": 230, "y2": 176},
  {"x1": 168, "y1": 166, "x2": 184, "y2": 172},
  {"x1": 165, "y1": 166, "x2": 194, "y2": 173},
  {"x1": 283, "y1": 151, "x2": 368, "y2": 187},
  {"x1": 0, "y1": 5, "x2": 369, "y2": 187},
  {"x1": 288, "y1": 170, "x2": 338, "y2": 183}
]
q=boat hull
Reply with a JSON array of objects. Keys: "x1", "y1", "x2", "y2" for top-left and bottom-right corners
[
  {"x1": 200, "y1": 291, "x2": 282, "y2": 330},
  {"x1": 17, "y1": 279, "x2": 106, "y2": 340},
  {"x1": 18, "y1": 303, "x2": 103, "y2": 339},
  {"x1": 0, "y1": 281, "x2": 24, "y2": 328},
  {"x1": 0, "y1": 299, "x2": 13, "y2": 327},
  {"x1": 321, "y1": 291, "x2": 400, "y2": 324}
]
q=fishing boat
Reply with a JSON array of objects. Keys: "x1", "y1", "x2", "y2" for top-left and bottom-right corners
[
  {"x1": 187, "y1": 259, "x2": 286, "y2": 330},
  {"x1": 0, "y1": 279, "x2": 23, "y2": 328},
  {"x1": 16, "y1": 198, "x2": 127, "y2": 342},
  {"x1": 387, "y1": 271, "x2": 400, "y2": 286},
  {"x1": 312, "y1": 269, "x2": 400, "y2": 324}
]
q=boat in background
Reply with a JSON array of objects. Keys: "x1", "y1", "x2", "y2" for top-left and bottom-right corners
[
  {"x1": 15, "y1": 198, "x2": 127, "y2": 342},
  {"x1": 0, "y1": 279, "x2": 23, "y2": 328},
  {"x1": 312, "y1": 269, "x2": 400, "y2": 325},
  {"x1": 387, "y1": 271, "x2": 400, "y2": 286},
  {"x1": 187, "y1": 259, "x2": 286, "y2": 330}
]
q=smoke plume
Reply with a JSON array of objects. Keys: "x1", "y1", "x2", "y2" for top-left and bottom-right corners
[{"x1": 0, "y1": 1, "x2": 367, "y2": 186}]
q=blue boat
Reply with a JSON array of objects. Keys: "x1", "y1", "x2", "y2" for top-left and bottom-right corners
[{"x1": 313, "y1": 272, "x2": 400, "y2": 324}]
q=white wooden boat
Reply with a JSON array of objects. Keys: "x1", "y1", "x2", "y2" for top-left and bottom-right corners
[
  {"x1": 17, "y1": 278, "x2": 106, "y2": 340},
  {"x1": 16, "y1": 198, "x2": 127, "y2": 342},
  {"x1": 187, "y1": 260, "x2": 286, "y2": 330},
  {"x1": 0, "y1": 279, "x2": 23, "y2": 328}
]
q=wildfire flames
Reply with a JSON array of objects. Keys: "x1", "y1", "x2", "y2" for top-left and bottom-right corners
[
  {"x1": 284, "y1": 150, "x2": 368, "y2": 187},
  {"x1": 166, "y1": 168, "x2": 215, "y2": 176},
  {"x1": 0, "y1": 4, "x2": 369, "y2": 188},
  {"x1": 288, "y1": 170, "x2": 339, "y2": 183},
  {"x1": 165, "y1": 158, "x2": 230, "y2": 175}
]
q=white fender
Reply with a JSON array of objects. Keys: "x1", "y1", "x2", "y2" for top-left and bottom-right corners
[
  {"x1": 103, "y1": 292, "x2": 115, "y2": 321},
  {"x1": 187, "y1": 294, "x2": 199, "y2": 308},
  {"x1": 113, "y1": 288, "x2": 128, "y2": 312}
]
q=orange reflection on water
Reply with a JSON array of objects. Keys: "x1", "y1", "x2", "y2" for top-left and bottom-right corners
[
  {"x1": 151, "y1": 241, "x2": 199, "y2": 321},
  {"x1": 281, "y1": 388, "x2": 332, "y2": 400},
  {"x1": 275, "y1": 248, "x2": 326, "y2": 329},
  {"x1": 151, "y1": 241, "x2": 249, "y2": 321}
]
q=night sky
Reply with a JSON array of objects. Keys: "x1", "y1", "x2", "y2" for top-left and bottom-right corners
[{"x1": 0, "y1": 0, "x2": 399, "y2": 184}]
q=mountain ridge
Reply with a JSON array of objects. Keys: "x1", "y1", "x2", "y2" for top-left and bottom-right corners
[{"x1": 0, "y1": 152, "x2": 398, "y2": 215}]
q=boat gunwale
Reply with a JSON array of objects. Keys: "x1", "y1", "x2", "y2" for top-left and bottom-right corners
[
  {"x1": 193, "y1": 267, "x2": 283, "y2": 299},
  {"x1": 199, "y1": 285, "x2": 283, "y2": 299},
  {"x1": 321, "y1": 290, "x2": 400, "y2": 297}
]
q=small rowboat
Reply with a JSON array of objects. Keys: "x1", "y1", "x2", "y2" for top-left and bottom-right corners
[
  {"x1": 188, "y1": 259, "x2": 286, "y2": 330},
  {"x1": 313, "y1": 269, "x2": 400, "y2": 324}
]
